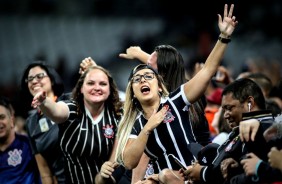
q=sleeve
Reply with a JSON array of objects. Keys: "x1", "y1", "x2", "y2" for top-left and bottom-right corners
[
  {"x1": 200, "y1": 164, "x2": 225, "y2": 183},
  {"x1": 256, "y1": 161, "x2": 282, "y2": 183},
  {"x1": 245, "y1": 121, "x2": 273, "y2": 161},
  {"x1": 169, "y1": 85, "x2": 190, "y2": 106},
  {"x1": 64, "y1": 100, "x2": 77, "y2": 122},
  {"x1": 129, "y1": 118, "x2": 142, "y2": 139}
]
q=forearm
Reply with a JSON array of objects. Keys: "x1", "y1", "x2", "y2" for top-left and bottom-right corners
[
  {"x1": 39, "y1": 98, "x2": 68, "y2": 123},
  {"x1": 203, "y1": 38, "x2": 228, "y2": 79},
  {"x1": 184, "y1": 38, "x2": 228, "y2": 103},
  {"x1": 35, "y1": 154, "x2": 55, "y2": 184},
  {"x1": 132, "y1": 153, "x2": 150, "y2": 183},
  {"x1": 123, "y1": 129, "x2": 150, "y2": 169},
  {"x1": 136, "y1": 51, "x2": 150, "y2": 64}
]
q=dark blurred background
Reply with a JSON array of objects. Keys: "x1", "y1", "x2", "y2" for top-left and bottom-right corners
[{"x1": 1, "y1": 0, "x2": 282, "y2": 118}]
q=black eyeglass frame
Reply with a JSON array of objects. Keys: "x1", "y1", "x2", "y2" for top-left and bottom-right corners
[
  {"x1": 25, "y1": 73, "x2": 48, "y2": 83},
  {"x1": 131, "y1": 72, "x2": 155, "y2": 83}
]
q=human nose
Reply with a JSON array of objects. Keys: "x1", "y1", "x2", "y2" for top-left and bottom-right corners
[
  {"x1": 223, "y1": 110, "x2": 230, "y2": 119},
  {"x1": 140, "y1": 75, "x2": 149, "y2": 83},
  {"x1": 93, "y1": 83, "x2": 101, "y2": 90}
]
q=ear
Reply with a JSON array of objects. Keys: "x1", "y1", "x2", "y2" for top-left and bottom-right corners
[
  {"x1": 11, "y1": 116, "x2": 15, "y2": 128},
  {"x1": 159, "y1": 88, "x2": 162, "y2": 92}
]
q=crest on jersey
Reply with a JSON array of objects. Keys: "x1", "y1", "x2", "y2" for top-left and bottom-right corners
[
  {"x1": 103, "y1": 124, "x2": 114, "y2": 138},
  {"x1": 163, "y1": 107, "x2": 175, "y2": 123},
  {"x1": 145, "y1": 163, "x2": 155, "y2": 177},
  {"x1": 225, "y1": 136, "x2": 239, "y2": 152},
  {"x1": 8, "y1": 149, "x2": 22, "y2": 167}
]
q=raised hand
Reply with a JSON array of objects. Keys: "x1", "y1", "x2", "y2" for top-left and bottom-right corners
[
  {"x1": 79, "y1": 57, "x2": 97, "y2": 75},
  {"x1": 218, "y1": 4, "x2": 238, "y2": 37},
  {"x1": 31, "y1": 91, "x2": 47, "y2": 108},
  {"x1": 119, "y1": 46, "x2": 142, "y2": 60}
]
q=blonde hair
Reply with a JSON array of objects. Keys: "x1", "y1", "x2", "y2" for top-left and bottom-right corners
[{"x1": 115, "y1": 71, "x2": 168, "y2": 165}]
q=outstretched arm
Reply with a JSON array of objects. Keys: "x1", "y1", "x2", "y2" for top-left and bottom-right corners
[
  {"x1": 184, "y1": 4, "x2": 238, "y2": 104},
  {"x1": 31, "y1": 91, "x2": 69, "y2": 124},
  {"x1": 119, "y1": 46, "x2": 150, "y2": 64}
]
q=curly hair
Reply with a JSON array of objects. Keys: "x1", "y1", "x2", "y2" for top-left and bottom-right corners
[{"x1": 71, "y1": 65, "x2": 123, "y2": 120}]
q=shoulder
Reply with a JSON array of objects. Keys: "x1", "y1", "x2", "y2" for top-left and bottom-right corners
[{"x1": 58, "y1": 92, "x2": 72, "y2": 101}]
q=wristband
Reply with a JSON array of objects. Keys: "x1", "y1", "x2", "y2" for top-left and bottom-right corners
[{"x1": 218, "y1": 36, "x2": 231, "y2": 44}]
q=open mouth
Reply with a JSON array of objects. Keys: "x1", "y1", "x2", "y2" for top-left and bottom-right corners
[{"x1": 141, "y1": 86, "x2": 150, "y2": 94}]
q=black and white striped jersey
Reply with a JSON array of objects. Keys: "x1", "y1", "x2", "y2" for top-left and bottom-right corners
[
  {"x1": 59, "y1": 100, "x2": 119, "y2": 184},
  {"x1": 130, "y1": 84, "x2": 199, "y2": 173}
]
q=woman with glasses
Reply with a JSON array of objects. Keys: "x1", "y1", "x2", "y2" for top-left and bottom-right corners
[
  {"x1": 115, "y1": 4, "x2": 238, "y2": 183},
  {"x1": 20, "y1": 61, "x2": 68, "y2": 184},
  {"x1": 119, "y1": 45, "x2": 212, "y2": 182},
  {"x1": 30, "y1": 65, "x2": 124, "y2": 184}
]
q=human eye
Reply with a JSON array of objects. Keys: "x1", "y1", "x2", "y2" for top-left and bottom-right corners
[
  {"x1": 0, "y1": 114, "x2": 5, "y2": 120},
  {"x1": 86, "y1": 81, "x2": 94, "y2": 86},
  {"x1": 100, "y1": 82, "x2": 108, "y2": 86},
  {"x1": 132, "y1": 75, "x2": 141, "y2": 83},
  {"x1": 36, "y1": 73, "x2": 45, "y2": 79},
  {"x1": 223, "y1": 105, "x2": 234, "y2": 112},
  {"x1": 144, "y1": 73, "x2": 154, "y2": 80},
  {"x1": 26, "y1": 76, "x2": 34, "y2": 82}
]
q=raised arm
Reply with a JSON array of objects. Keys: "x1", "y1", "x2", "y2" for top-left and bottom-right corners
[
  {"x1": 119, "y1": 46, "x2": 150, "y2": 64},
  {"x1": 31, "y1": 91, "x2": 69, "y2": 124},
  {"x1": 184, "y1": 4, "x2": 238, "y2": 104}
]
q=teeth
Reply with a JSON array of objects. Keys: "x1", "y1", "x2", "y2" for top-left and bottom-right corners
[{"x1": 33, "y1": 86, "x2": 41, "y2": 90}]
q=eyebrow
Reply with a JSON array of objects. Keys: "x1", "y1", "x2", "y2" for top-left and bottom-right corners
[
  {"x1": 28, "y1": 72, "x2": 45, "y2": 77},
  {"x1": 134, "y1": 71, "x2": 153, "y2": 76}
]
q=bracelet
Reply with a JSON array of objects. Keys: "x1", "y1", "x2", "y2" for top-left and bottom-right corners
[{"x1": 218, "y1": 36, "x2": 231, "y2": 44}]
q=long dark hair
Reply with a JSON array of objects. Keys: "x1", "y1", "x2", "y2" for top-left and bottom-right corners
[{"x1": 154, "y1": 45, "x2": 206, "y2": 126}]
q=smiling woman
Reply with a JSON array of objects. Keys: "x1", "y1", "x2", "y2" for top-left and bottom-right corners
[
  {"x1": 30, "y1": 64, "x2": 129, "y2": 184},
  {"x1": 20, "y1": 61, "x2": 67, "y2": 183}
]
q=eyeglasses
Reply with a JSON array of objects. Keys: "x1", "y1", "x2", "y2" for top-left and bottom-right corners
[
  {"x1": 25, "y1": 73, "x2": 47, "y2": 83},
  {"x1": 132, "y1": 72, "x2": 155, "y2": 83}
]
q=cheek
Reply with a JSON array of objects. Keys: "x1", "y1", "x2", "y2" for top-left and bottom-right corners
[
  {"x1": 104, "y1": 86, "x2": 111, "y2": 96},
  {"x1": 28, "y1": 83, "x2": 33, "y2": 92},
  {"x1": 132, "y1": 85, "x2": 139, "y2": 95},
  {"x1": 80, "y1": 85, "x2": 86, "y2": 95}
]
